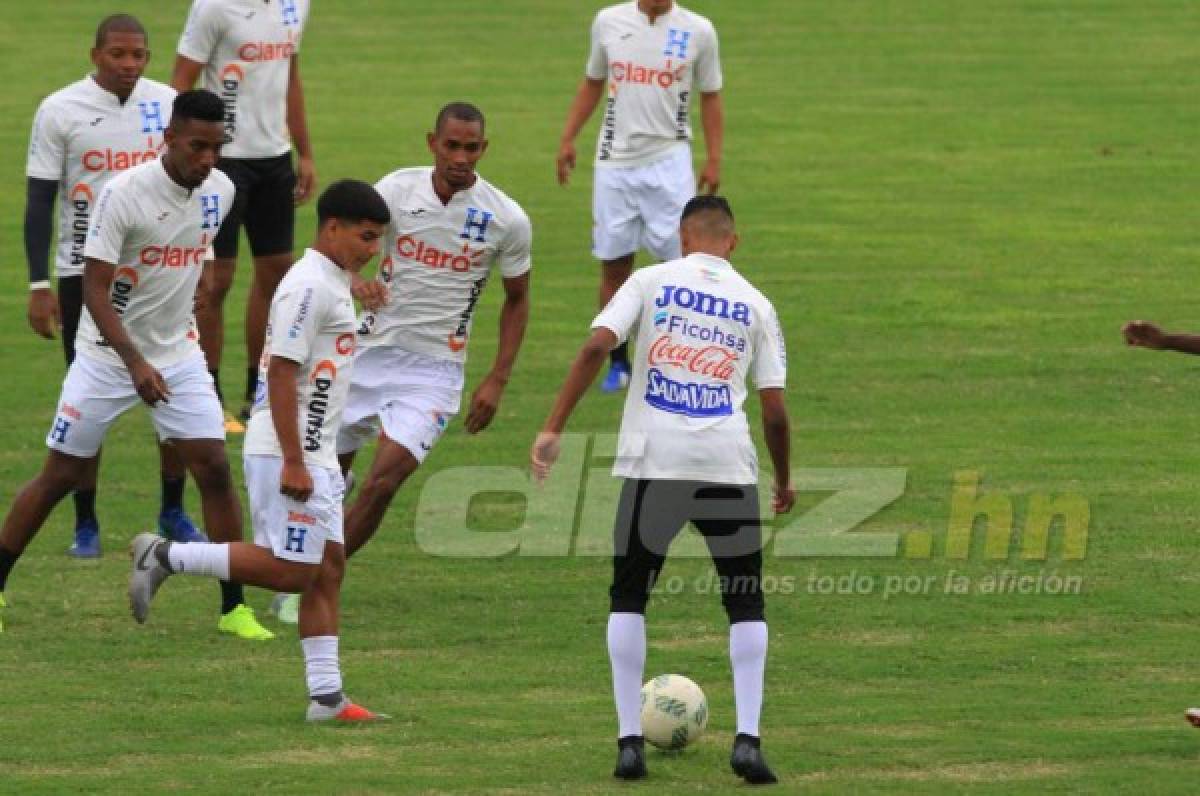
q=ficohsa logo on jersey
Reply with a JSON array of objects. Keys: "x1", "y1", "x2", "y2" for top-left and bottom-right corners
[
  {"x1": 305, "y1": 360, "x2": 337, "y2": 452},
  {"x1": 68, "y1": 183, "x2": 94, "y2": 266}
]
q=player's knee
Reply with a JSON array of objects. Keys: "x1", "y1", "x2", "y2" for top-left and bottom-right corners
[{"x1": 362, "y1": 468, "x2": 407, "y2": 502}]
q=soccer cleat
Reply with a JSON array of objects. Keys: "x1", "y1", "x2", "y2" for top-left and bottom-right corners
[
  {"x1": 613, "y1": 735, "x2": 648, "y2": 780},
  {"x1": 1186, "y1": 708, "x2": 1200, "y2": 728},
  {"x1": 731, "y1": 733, "x2": 778, "y2": 785},
  {"x1": 306, "y1": 698, "x2": 389, "y2": 723},
  {"x1": 157, "y1": 508, "x2": 208, "y2": 544},
  {"x1": 67, "y1": 520, "x2": 102, "y2": 559},
  {"x1": 223, "y1": 410, "x2": 246, "y2": 434},
  {"x1": 218, "y1": 604, "x2": 275, "y2": 640},
  {"x1": 128, "y1": 532, "x2": 171, "y2": 624},
  {"x1": 600, "y1": 362, "x2": 631, "y2": 393},
  {"x1": 270, "y1": 592, "x2": 300, "y2": 625}
]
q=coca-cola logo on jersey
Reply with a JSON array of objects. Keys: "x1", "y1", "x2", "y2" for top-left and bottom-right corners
[
  {"x1": 610, "y1": 59, "x2": 688, "y2": 89},
  {"x1": 646, "y1": 334, "x2": 738, "y2": 382}
]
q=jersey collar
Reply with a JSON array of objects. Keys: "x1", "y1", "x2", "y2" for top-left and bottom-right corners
[
  {"x1": 687, "y1": 252, "x2": 734, "y2": 270},
  {"x1": 84, "y1": 74, "x2": 144, "y2": 107},
  {"x1": 306, "y1": 247, "x2": 352, "y2": 286}
]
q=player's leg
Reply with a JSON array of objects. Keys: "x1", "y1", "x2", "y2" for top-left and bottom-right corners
[
  {"x1": 692, "y1": 482, "x2": 776, "y2": 785},
  {"x1": 156, "y1": 441, "x2": 206, "y2": 544},
  {"x1": 607, "y1": 479, "x2": 689, "y2": 779},
  {"x1": 57, "y1": 275, "x2": 102, "y2": 558},
  {"x1": 152, "y1": 356, "x2": 271, "y2": 639},
  {"x1": 241, "y1": 153, "x2": 298, "y2": 422},
  {"x1": 593, "y1": 164, "x2": 642, "y2": 392},
  {"x1": 342, "y1": 436, "x2": 420, "y2": 558}
]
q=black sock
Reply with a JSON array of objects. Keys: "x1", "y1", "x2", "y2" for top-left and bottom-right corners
[
  {"x1": 312, "y1": 690, "x2": 344, "y2": 708},
  {"x1": 209, "y1": 369, "x2": 223, "y2": 404},
  {"x1": 73, "y1": 489, "x2": 97, "y2": 527},
  {"x1": 160, "y1": 474, "x2": 186, "y2": 514},
  {"x1": 220, "y1": 580, "x2": 244, "y2": 614},
  {"x1": 611, "y1": 342, "x2": 629, "y2": 367},
  {"x1": 245, "y1": 366, "x2": 258, "y2": 403},
  {"x1": 0, "y1": 546, "x2": 20, "y2": 592}
]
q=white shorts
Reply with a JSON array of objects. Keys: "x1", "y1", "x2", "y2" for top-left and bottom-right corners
[
  {"x1": 244, "y1": 454, "x2": 345, "y2": 565},
  {"x1": 592, "y1": 144, "x2": 694, "y2": 262},
  {"x1": 46, "y1": 354, "x2": 224, "y2": 457},
  {"x1": 336, "y1": 346, "x2": 463, "y2": 463}
]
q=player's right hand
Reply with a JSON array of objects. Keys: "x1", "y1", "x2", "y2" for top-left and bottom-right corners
[
  {"x1": 280, "y1": 459, "x2": 314, "y2": 502},
  {"x1": 130, "y1": 359, "x2": 171, "y2": 406},
  {"x1": 351, "y1": 277, "x2": 388, "y2": 311},
  {"x1": 1123, "y1": 320, "x2": 1166, "y2": 349},
  {"x1": 28, "y1": 288, "x2": 60, "y2": 340},
  {"x1": 772, "y1": 480, "x2": 796, "y2": 514},
  {"x1": 531, "y1": 431, "x2": 562, "y2": 483},
  {"x1": 556, "y1": 141, "x2": 577, "y2": 186}
]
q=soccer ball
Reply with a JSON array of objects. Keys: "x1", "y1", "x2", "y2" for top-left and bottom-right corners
[{"x1": 640, "y1": 674, "x2": 708, "y2": 750}]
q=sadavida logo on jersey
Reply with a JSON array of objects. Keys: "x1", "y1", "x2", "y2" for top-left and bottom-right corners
[
  {"x1": 644, "y1": 368, "x2": 732, "y2": 418},
  {"x1": 654, "y1": 285, "x2": 751, "y2": 326},
  {"x1": 305, "y1": 360, "x2": 337, "y2": 452}
]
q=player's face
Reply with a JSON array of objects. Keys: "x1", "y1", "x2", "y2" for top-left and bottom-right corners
[
  {"x1": 90, "y1": 32, "x2": 149, "y2": 96},
  {"x1": 428, "y1": 119, "x2": 488, "y2": 192},
  {"x1": 638, "y1": 0, "x2": 674, "y2": 16},
  {"x1": 329, "y1": 219, "x2": 386, "y2": 272},
  {"x1": 163, "y1": 119, "x2": 225, "y2": 189}
]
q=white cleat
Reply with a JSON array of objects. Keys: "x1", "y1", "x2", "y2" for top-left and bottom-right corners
[
  {"x1": 270, "y1": 592, "x2": 300, "y2": 625},
  {"x1": 129, "y1": 532, "x2": 171, "y2": 624},
  {"x1": 306, "y1": 698, "x2": 390, "y2": 723}
]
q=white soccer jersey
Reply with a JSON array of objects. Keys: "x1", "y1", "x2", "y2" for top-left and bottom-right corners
[
  {"x1": 26, "y1": 76, "x2": 176, "y2": 279},
  {"x1": 357, "y1": 167, "x2": 532, "y2": 364},
  {"x1": 78, "y1": 159, "x2": 234, "y2": 369},
  {"x1": 245, "y1": 248, "x2": 358, "y2": 469},
  {"x1": 177, "y1": 0, "x2": 309, "y2": 159},
  {"x1": 585, "y1": 2, "x2": 722, "y2": 168},
  {"x1": 592, "y1": 253, "x2": 787, "y2": 484}
]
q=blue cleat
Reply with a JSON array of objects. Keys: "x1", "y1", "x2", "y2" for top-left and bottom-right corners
[
  {"x1": 67, "y1": 520, "x2": 101, "y2": 558},
  {"x1": 600, "y1": 362, "x2": 631, "y2": 393},
  {"x1": 157, "y1": 508, "x2": 209, "y2": 543}
]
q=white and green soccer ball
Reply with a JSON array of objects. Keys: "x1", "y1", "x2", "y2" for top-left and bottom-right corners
[{"x1": 640, "y1": 674, "x2": 708, "y2": 750}]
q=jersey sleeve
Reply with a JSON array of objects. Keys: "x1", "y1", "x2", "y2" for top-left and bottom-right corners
[
  {"x1": 585, "y1": 12, "x2": 608, "y2": 80},
  {"x1": 591, "y1": 271, "x2": 646, "y2": 345},
  {"x1": 26, "y1": 98, "x2": 66, "y2": 181},
  {"x1": 267, "y1": 281, "x2": 323, "y2": 364},
  {"x1": 82, "y1": 183, "x2": 132, "y2": 265},
  {"x1": 751, "y1": 301, "x2": 787, "y2": 390},
  {"x1": 498, "y1": 207, "x2": 533, "y2": 279},
  {"x1": 693, "y1": 20, "x2": 723, "y2": 93},
  {"x1": 177, "y1": 0, "x2": 223, "y2": 63}
]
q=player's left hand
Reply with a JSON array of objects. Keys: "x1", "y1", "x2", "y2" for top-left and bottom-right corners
[
  {"x1": 465, "y1": 374, "x2": 505, "y2": 434},
  {"x1": 531, "y1": 431, "x2": 561, "y2": 483},
  {"x1": 697, "y1": 159, "x2": 721, "y2": 195},
  {"x1": 294, "y1": 156, "x2": 317, "y2": 206},
  {"x1": 351, "y1": 277, "x2": 388, "y2": 311}
]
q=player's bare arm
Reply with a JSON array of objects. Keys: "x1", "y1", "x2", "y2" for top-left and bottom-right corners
[
  {"x1": 169, "y1": 54, "x2": 204, "y2": 92},
  {"x1": 531, "y1": 327, "x2": 617, "y2": 481},
  {"x1": 556, "y1": 78, "x2": 605, "y2": 186},
  {"x1": 287, "y1": 54, "x2": 316, "y2": 205},
  {"x1": 25, "y1": 177, "x2": 61, "y2": 339},
  {"x1": 266, "y1": 354, "x2": 313, "y2": 502},
  {"x1": 1122, "y1": 320, "x2": 1200, "y2": 355},
  {"x1": 83, "y1": 256, "x2": 169, "y2": 406},
  {"x1": 698, "y1": 91, "x2": 724, "y2": 195},
  {"x1": 466, "y1": 272, "x2": 530, "y2": 434},
  {"x1": 759, "y1": 388, "x2": 794, "y2": 514}
]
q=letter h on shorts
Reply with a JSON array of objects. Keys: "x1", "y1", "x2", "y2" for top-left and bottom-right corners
[
  {"x1": 460, "y1": 207, "x2": 493, "y2": 243},
  {"x1": 49, "y1": 417, "x2": 72, "y2": 445},
  {"x1": 285, "y1": 525, "x2": 308, "y2": 554},
  {"x1": 663, "y1": 29, "x2": 691, "y2": 59},
  {"x1": 138, "y1": 101, "x2": 166, "y2": 134}
]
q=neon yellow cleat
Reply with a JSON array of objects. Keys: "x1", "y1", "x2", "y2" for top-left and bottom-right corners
[{"x1": 218, "y1": 604, "x2": 274, "y2": 640}]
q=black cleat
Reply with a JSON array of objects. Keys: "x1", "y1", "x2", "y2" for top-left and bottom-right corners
[
  {"x1": 613, "y1": 735, "x2": 648, "y2": 780},
  {"x1": 731, "y1": 733, "x2": 778, "y2": 785}
]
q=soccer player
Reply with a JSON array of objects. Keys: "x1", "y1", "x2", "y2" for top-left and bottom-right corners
[
  {"x1": 24, "y1": 14, "x2": 206, "y2": 558},
  {"x1": 129, "y1": 180, "x2": 390, "y2": 722},
  {"x1": 171, "y1": 0, "x2": 316, "y2": 430},
  {"x1": 334, "y1": 101, "x2": 531, "y2": 560},
  {"x1": 556, "y1": 0, "x2": 724, "y2": 393},
  {"x1": 531, "y1": 196, "x2": 792, "y2": 784},
  {"x1": 0, "y1": 90, "x2": 272, "y2": 641}
]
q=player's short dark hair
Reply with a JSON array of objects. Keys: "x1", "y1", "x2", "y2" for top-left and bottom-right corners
[
  {"x1": 95, "y1": 14, "x2": 147, "y2": 49},
  {"x1": 681, "y1": 195, "x2": 736, "y2": 239},
  {"x1": 317, "y1": 180, "x2": 391, "y2": 226},
  {"x1": 681, "y1": 195, "x2": 735, "y2": 224},
  {"x1": 434, "y1": 102, "x2": 486, "y2": 136},
  {"x1": 170, "y1": 90, "x2": 225, "y2": 128}
]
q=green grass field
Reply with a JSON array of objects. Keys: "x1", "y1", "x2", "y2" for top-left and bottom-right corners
[{"x1": 1, "y1": 1, "x2": 1199, "y2": 791}]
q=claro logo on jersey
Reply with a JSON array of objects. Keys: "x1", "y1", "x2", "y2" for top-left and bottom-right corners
[
  {"x1": 219, "y1": 63, "x2": 246, "y2": 141},
  {"x1": 139, "y1": 244, "x2": 207, "y2": 267},
  {"x1": 395, "y1": 236, "x2": 487, "y2": 273},
  {"x1": 237, "y1": 33, "x2": 296, "y2": 63},
  {"x1": 610, "y1": 58, "x2": 688, "y2": 89},
  {"x1": 82, "y1": 136, "x2": 164, "y2": 172},
  {"x1": 448, "y1": 275, "x2": 488, "y2": 352},
  {"x1": 305, "y1": 360, "x2": 337, "y2": 452},
  {"x1": 654, "y1": 285, "x2": 751, "y2": 326},
  {"x1": 68, "y1": 183, "x2": 94, "y2": 266}
]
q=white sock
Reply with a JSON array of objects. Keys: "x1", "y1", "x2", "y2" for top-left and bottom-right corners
[
  {"x1": 730, "y1": 620, "x2": 768, "y2": 736},
  {"x1": 302, "y1": 635, "x2": 342, "y2": 700},
  {"x1": 607, "y1": 612, "x2": 646, "y2": 738},
  {"x1": 167, "y1": 542, "x2": 231, "y2": 580}
]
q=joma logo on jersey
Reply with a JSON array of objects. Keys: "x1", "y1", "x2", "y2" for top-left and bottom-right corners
[
  {"x1": 137, "y1": 101, "x2": 166, "y2": 133},
  {"x1": 654, "y1": 285, "x2": 751, "y2": 326},
  {"x1": 663, "y1": 28, "x2": 691, "y2": 59},
  {"x1": 460, "y1": 207, "x2": 493, "y2": 243}
]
